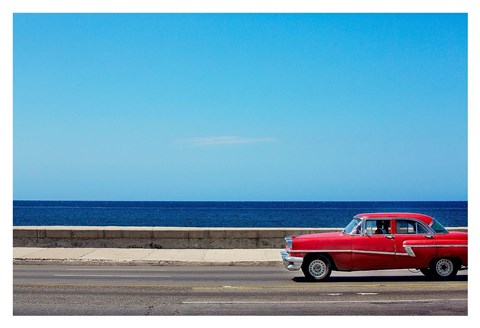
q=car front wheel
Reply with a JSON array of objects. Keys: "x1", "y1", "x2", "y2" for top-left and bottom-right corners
[
  {"x1": 302, "y1": 255, "x2": 332, "y2": 281},
  {"x1": 431, "y1": 258, "x2": 458, "y2": 280}
]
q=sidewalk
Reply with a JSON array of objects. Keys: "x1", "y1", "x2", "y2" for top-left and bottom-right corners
[{"x1": 13, "y1": 247, "x2": 283, "y2": 266}]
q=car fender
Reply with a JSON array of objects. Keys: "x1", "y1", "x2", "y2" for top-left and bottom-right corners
[{"x1": 435, "y1": 239, "x2": 468, "y2": 266}]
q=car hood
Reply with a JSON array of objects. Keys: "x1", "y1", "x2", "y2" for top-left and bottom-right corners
[
  {"x1": 292, "y1": 232, "x2": 344, "y2": 240},
  {"x1": 289, "y1": 232, "x2": 348, "y2": 251}
]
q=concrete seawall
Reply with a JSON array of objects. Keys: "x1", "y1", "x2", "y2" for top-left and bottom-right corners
[{"x1": 13, "y1": 226, "x2": 468, "y2": 249}]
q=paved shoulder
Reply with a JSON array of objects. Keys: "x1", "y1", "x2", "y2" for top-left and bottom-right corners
[{"x1": 13, "y1": 247, "x2": 283, "y2": 266}]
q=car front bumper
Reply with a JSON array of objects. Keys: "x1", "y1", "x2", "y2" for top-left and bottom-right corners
[{"x1": 281, "y1": 250, "x2": 303, "y2": 271}]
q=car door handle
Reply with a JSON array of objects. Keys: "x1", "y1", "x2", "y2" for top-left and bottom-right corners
[{"x1": 385, "y1": 234, "x2": 394, "y2": 239}]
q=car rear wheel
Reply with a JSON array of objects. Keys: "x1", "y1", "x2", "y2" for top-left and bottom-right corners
[
  {"x1": 302, "y1": 255, "x2": 332, "y2": 281},
  {"x1": 431, "y1": 258, "x2": 458, "y2": 280}
]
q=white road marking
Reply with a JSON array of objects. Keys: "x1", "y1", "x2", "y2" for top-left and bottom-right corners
[
  {"x1": 357, "y1": 292, "x2": 379, "y2": 295},
  {"x1": 66, "y1": 268, "x2": 168, "y2": 272},
  {"x1": 54, "y1": 274, "x2": 172, "y2": 278},
  {"x1": 182, "y1": 299, "x2": 467, "y2": 305}
]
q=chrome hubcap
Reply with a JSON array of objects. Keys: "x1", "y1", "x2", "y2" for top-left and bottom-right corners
[
  {"x1": 309, "y1": 259, "x2": 327, "y2": 278},
  {"x1": 436, "y1": 259, "x2": 454, "y2": 277}
]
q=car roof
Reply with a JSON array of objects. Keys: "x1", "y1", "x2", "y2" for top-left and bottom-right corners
[{"x1": 354, "y1": 212, "x2": 434, "y2": 225}]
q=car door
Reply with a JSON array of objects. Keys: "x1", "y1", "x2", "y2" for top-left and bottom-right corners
[
  {"x1": 351, "y1": 219, "x2": 395, "y2": 270},
  {"x1": 393, "y1": 219, "x2": 436, "y2": 269}
]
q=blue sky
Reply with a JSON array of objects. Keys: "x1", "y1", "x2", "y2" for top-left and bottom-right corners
[{"x1": 13, "y1": 13, "x2": 467, "y2": 201}]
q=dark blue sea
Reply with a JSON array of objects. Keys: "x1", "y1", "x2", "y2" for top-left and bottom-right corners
[{"x1": 13, "y1": 201, "x2": 467, "y2": 228}]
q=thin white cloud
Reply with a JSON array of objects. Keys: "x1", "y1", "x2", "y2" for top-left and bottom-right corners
[{"x1": 179, "y1": 136, "x2": 277, "y2": 146}]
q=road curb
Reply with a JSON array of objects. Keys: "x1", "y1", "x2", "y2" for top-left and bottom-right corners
[{"x1": 13, "y1": 258, "x2": 283, "y2": 267}]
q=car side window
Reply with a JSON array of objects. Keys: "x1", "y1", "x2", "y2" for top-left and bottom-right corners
[
  {"x1": 416, "y1": 222, "x2": 428, "y2": 234},
  {"x1": 396, "y1": 220, "x2": 428, "y2": 234},
  {"x1": 365, "y1": 219, "x2": 389, "y2": 235},
  {"x1": 365, "y1": 220, "x2": 377, "y2": 235}
]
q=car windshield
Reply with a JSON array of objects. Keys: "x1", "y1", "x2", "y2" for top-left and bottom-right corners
[
  {"x1": 430, "y1": 219, "x2": 449, "y2": 234},
  {"x1": 343, "y1": 218, "x2": 361, "y2": 234}
]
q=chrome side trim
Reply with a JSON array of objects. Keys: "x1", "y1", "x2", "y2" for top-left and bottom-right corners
[
  {"x1": 406, "y1": 244, "x2": 468, "y2": 248},
  {"x1": 404, "y1": 246, "x2": 416, "y2": 257},
  {"x1": 287, "y1": 249, "x2": 351, "y2": 254},
  {"x1": 285, "y1": 249, "x2": 410, "y2": 256},
  {"x1": 353, "y1": 250, "x2": 401, "y2": 256},
  {"x1": 284, "y1": 244, "x2": 468, "y2": 260},
  {"x1": 403, "y1": 244, "x2": 468, "y2": 257}
]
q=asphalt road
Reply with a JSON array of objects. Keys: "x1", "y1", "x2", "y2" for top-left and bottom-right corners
[{"x1": 13, "y1": 264, "x2": 468, "y2": 315}]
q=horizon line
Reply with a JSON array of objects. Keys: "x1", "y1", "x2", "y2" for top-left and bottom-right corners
[{"x1": 13, "y1": 199, "x2": 468, "y2": 202}]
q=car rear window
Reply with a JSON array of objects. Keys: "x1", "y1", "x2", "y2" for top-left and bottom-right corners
[{"x1": 430, "y1": 219, "x2": 449, "y2": 234}]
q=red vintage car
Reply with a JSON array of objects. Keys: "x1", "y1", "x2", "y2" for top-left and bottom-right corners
[{"x1": 281, "y1": 213, "x2": 468, "y2": 281}]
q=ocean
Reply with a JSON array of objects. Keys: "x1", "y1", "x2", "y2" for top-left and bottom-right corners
[{"x1": 13, "y1": 201, "x2": 468, "y2": 228}]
